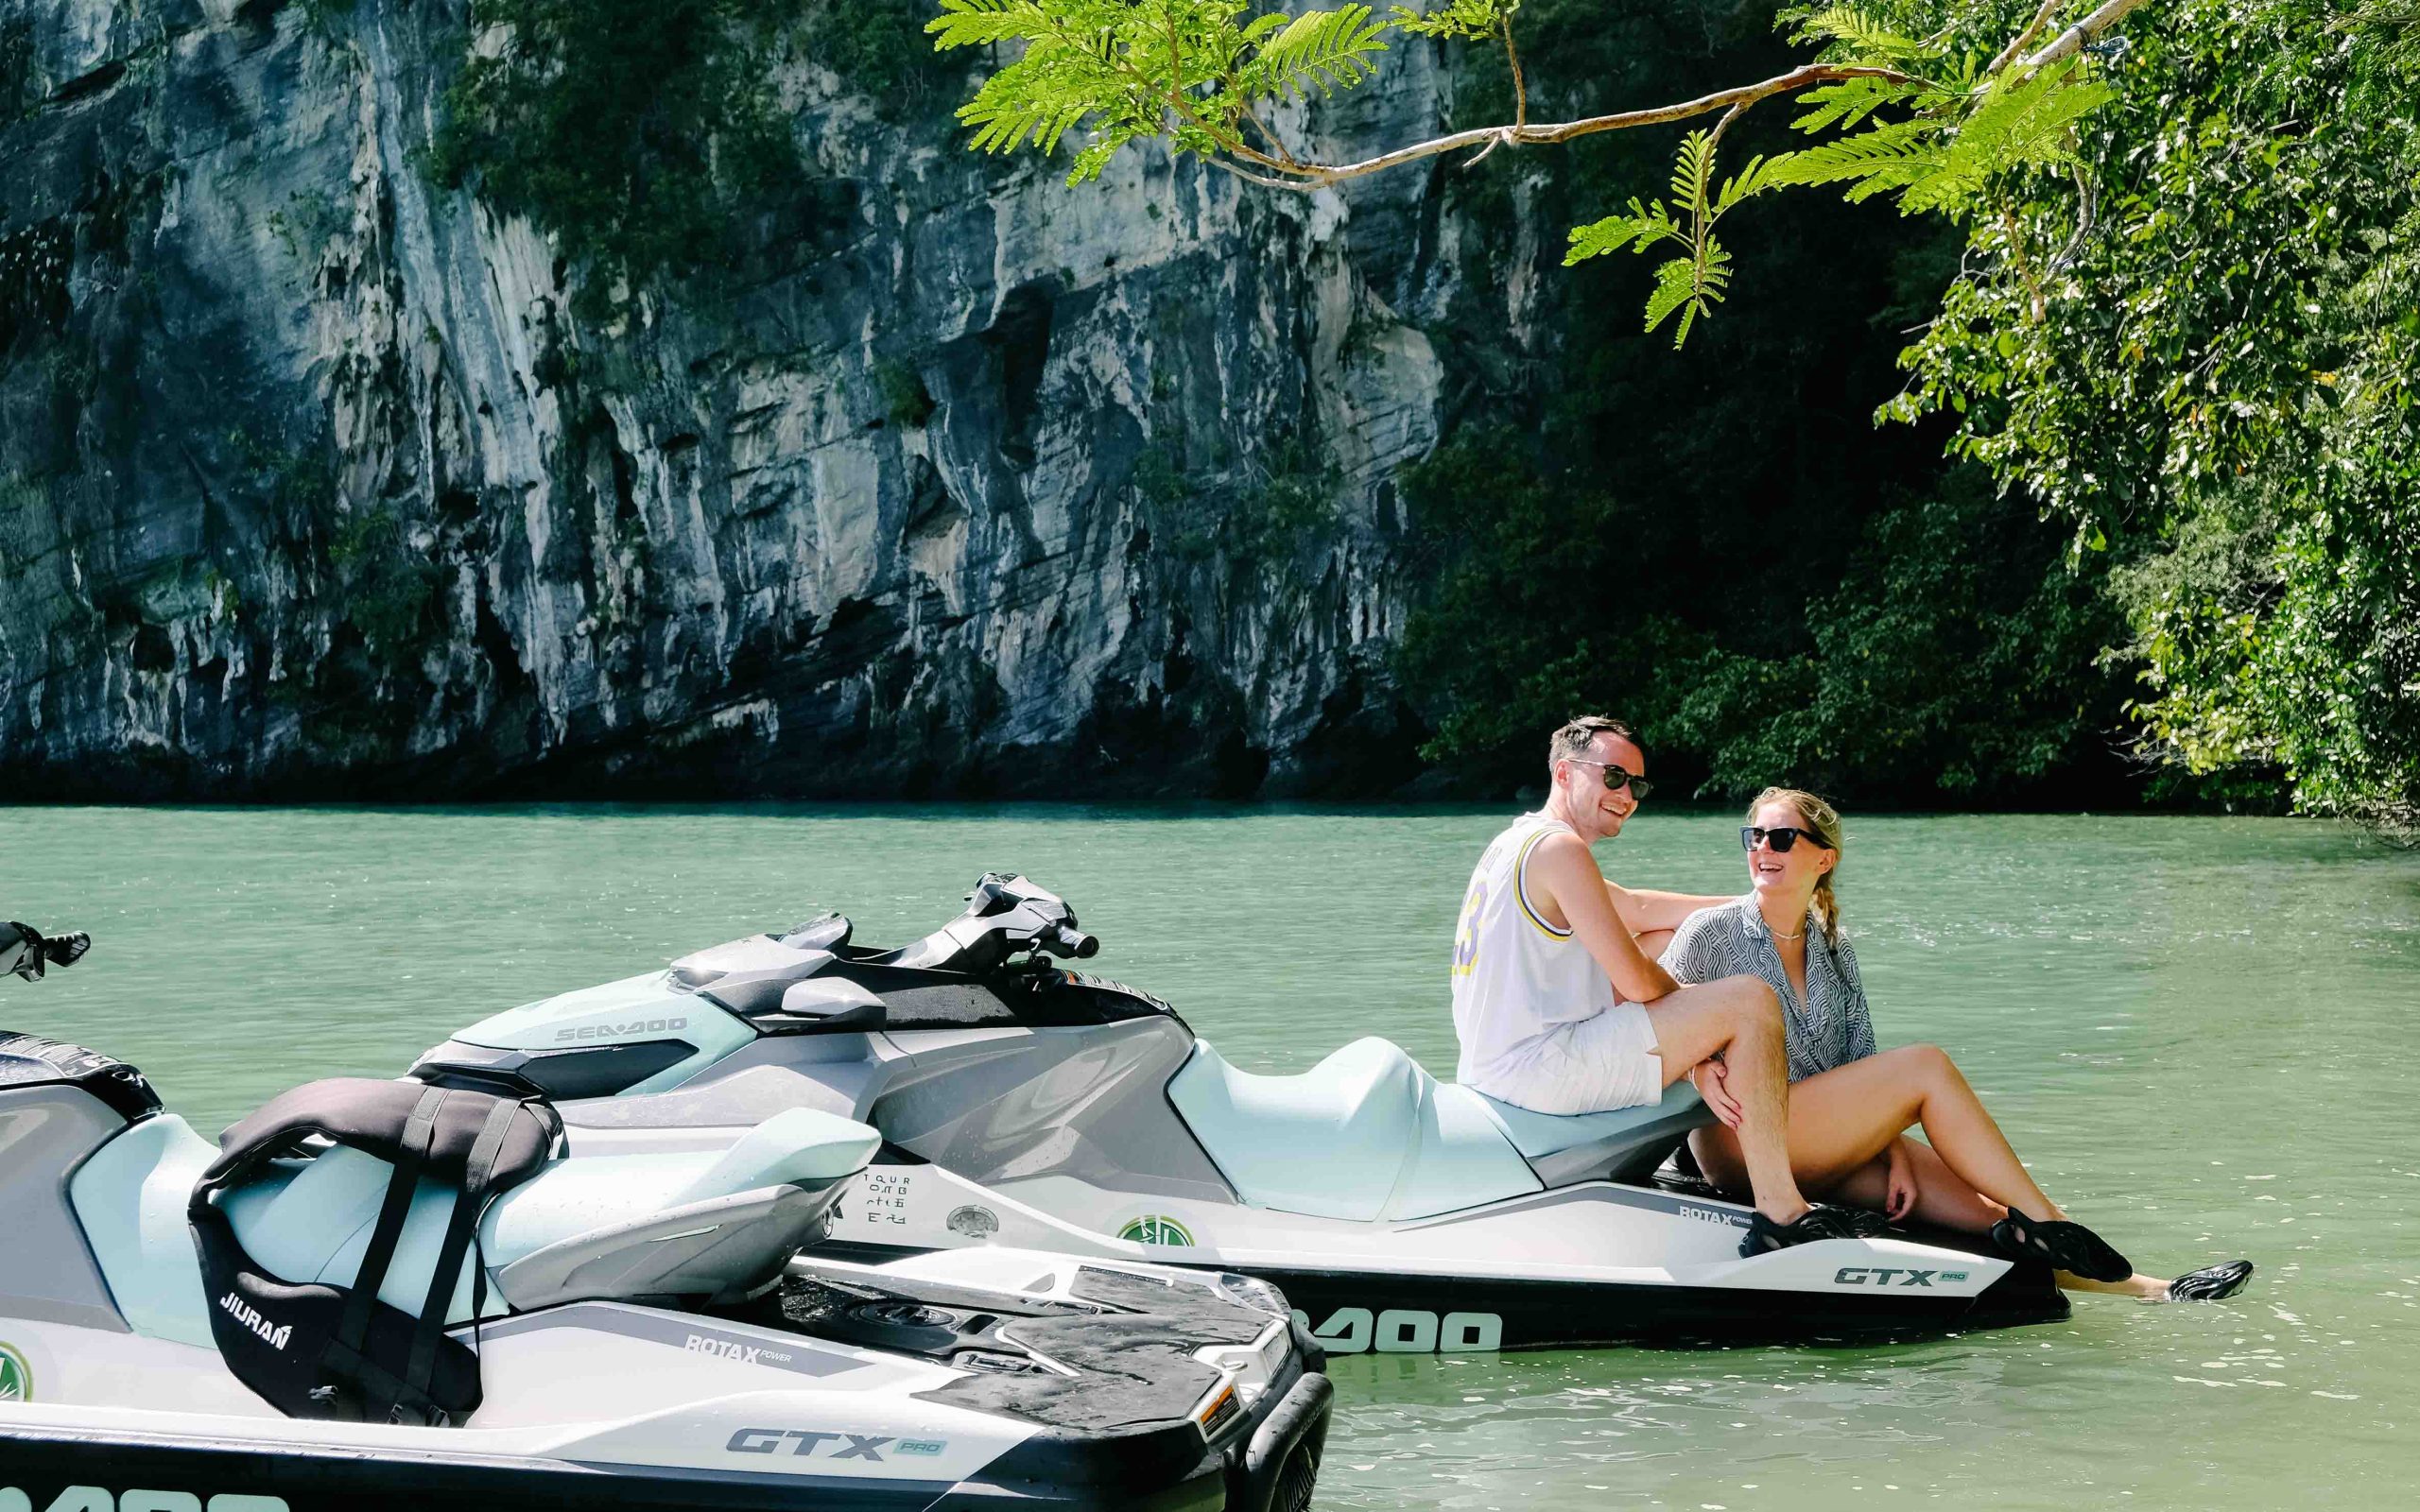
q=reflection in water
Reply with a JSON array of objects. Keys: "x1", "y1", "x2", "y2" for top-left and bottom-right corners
[{"x1": 5, "y1": 805, "x2": 2415, "y2": 1509}]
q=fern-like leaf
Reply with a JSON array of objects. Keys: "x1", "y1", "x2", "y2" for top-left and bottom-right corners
[
  {"x1": 1564, "y1": 200, "x2": 1680, "y2": 264},
  {"x1": 1714, "y1": 152, "x2": 1793, "y2": 213},
  {"x1": 1644, "y1": 257, "x2": 1700, "y2": 342},
  {"x1": 1669, "y1": 129, "x2": 1719, "y2": 215},
  {"x1": 1789, "y1": 5, "x2": 1934, "y2": 63},
  {"x1": 1790, "y1": 76, "x2": 1925, "y2": 133},
  {"x1": 926, "y1": 0, "x2": 1051, "y2": 51},
  {"x1": 1765, "y1": 117, "x2": 1941, "y2": 190},
  {"x1": 1899, "y1": 62, "x2": 2116, "y2": 214},
  {"x1": 1245, "y1": 6, "x2": 1391, "y2": 99}
]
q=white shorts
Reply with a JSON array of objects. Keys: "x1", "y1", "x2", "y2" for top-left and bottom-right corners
[{"x1": 1472, "y1": 1002, "x2": 1662, "y2": 1116}]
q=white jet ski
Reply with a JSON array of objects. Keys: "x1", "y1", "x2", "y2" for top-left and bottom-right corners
[
  {"x1": 413, "y1": 875, "x2": 2069, "y2": 1355},
  {"x1": 1, "y1": 924, "x2": 1331, "y2": 1512}
]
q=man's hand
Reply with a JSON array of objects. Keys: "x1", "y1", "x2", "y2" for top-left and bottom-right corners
[
  {"x1": 1884, "y1": 1138, "x2": 1919, "y2": 1223},
  {"x1": 1606, "y1": 882, "x2": 1732, "y2": 937},
  {"x1": 1688, "y1": 1057, "x2": 1743, "y2": 1128}
]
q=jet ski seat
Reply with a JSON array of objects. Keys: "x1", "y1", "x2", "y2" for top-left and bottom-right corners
[
  {"x1": 1461, "y1": 1081, "x2": 1712, "y2": 1186},
  {"x1": 1167, "y1": 1038, "x2": 1545, "y2": 1223},
  {"x1": 69, "y1": 1104, "x2": 881, "y2": 1349}
]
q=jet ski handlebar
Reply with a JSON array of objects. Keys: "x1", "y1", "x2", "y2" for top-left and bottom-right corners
[
  {"x1": 872, "y1": 873, "x2": 1097, "y2": 973},
  {"x1": 3, "y1": 921, "x2": 91, "y2": 983}
]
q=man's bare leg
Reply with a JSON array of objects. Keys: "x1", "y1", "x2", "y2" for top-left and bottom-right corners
[{"x1": 1641, "y1": 976, "x2": 1808, "y2": 1224}]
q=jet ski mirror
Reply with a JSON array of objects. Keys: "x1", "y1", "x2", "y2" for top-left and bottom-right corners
[
  {"x1": 778, "y1": 913, "x2": 853, "y2": 952},
  {"x1": 4, "y1": 921, "x2": 91, "y2": 982},
  {"x1": 747, "y1": 975, "x2": 889, "y2": 1036}
]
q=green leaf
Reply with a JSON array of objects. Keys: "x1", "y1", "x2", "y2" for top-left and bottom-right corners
[
  {"x1": 1644, "y1": 257, "x2": 1700, "y2": 340},
  {"x1": 1714, "y1": 152, "x2": 1793, "y2": 214},
  {"x1": 1670, "y1": 129, "x2": 1717, "y2": 214},
  {"x1": 1388, "y1": 0, "x2": 1513, "y2": 42},
  {"x1": 1245, "y1": 6, "x2": 1392, "y2": 100},
  {"x1": 1564, "y1": 201, "x2": 1679, "y2": 264},
  {"x1": 926, "y1": 0, "x2": 1048, "y2": 50}
]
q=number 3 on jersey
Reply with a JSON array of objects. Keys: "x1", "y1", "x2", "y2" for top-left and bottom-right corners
[{"x1": 1452, "y1": 880, "x2": 1488, "y2": 977}]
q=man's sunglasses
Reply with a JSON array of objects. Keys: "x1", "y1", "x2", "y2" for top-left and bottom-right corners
[
  {"x1": 1741, "y1": 825, "x2": 1825, "y2": 853},
  {"x1": 1567, "y1": 759, "x2": 1654, "y2": 801}
]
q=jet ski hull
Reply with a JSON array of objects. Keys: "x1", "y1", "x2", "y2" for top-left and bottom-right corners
[
  {"x1": 0, "y1": 1424, "x2": 1216, "y2": 1512},
  {"x1": 0, "y1": 1254, "x2": 1333, "y2": 1512}
]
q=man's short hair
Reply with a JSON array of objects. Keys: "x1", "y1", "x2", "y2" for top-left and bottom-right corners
[{"x1": 1547, "y1": 714, "x2": 1641, "y2": 779}]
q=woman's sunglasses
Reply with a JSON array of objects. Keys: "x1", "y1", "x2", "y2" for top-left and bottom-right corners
[
  {"x1": 1567, "y1": 759, "x2": 1654, "y2": 800},
  {"x1": 1741, "y1": 825, "x2": 1824, "y2": 852}
]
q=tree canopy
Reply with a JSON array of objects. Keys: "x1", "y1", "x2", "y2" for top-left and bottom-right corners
[{"x1": 929, "y1": 0, "x2": 2420, "y2": 831}]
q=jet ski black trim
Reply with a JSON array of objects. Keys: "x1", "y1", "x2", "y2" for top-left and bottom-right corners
[
  {"x1": 0, "y1": 1425, "x2": 1227, "y2": 1511},
  {"x1": 0, "y1": 1031, "x2": 161, "y2": 1124},
  {"x1": 413, "y1": 1038, "x2": 699, "y2": 1101},
  {"x1": 1249, "y1": 1259, "x2": 2066, "y2": 1350}
]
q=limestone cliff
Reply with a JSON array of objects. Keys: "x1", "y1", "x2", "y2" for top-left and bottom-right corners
[{"x1": 0, "y1": 0, "x2": 1516, "y2": 798}]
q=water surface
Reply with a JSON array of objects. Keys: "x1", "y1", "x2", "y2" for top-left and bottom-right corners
[{"x1": 6, "y1": 804, "x2": 2416, "y2": 1507}]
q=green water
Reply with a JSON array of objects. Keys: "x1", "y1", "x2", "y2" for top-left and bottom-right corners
[{"x1": 7, "y1": 804, "x2": 2418, "y2": 1508}]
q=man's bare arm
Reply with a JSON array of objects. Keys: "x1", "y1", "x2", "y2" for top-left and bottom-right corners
[
  {"x1": 1530, "y1": 834, "x2": 1682, "y2": 1003},
  {"x1": 1606, "y1": 881, "x2": 1732, "y2": 936}
]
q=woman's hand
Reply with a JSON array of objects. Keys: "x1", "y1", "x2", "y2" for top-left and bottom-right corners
[
  {"x1": 1884, "y1": 1137, "x2": 1919, "y2": 1223},
  {"x1": 1689, "y1": 1057, "x2": 1743, "y2": 1127}
]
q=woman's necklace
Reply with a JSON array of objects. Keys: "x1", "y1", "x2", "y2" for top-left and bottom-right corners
[{"x1": 1771, "y1": 924, "x2": 1805, "y2": 942}]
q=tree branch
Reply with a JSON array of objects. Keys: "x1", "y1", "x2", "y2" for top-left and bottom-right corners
[
  {"x1": 2021, "y1": 0, "x2": 2153, "y2": 69},
  {"x1": 1501, "y1": 13, "x2": 1527, "y2": 130},
  {"x1": 1989, "y1": 0, "x2": 2067, "y2": 74},
  {"x1": 1211, "y1": 62, "x2": 1910, "y2": 190}
]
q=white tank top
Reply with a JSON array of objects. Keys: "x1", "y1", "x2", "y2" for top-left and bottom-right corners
[{"x1": 1450, "y1": 811, "x2": 1618, "y2": 1086}]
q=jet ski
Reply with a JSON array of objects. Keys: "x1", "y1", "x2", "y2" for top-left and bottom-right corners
[
  {"x1": 414, "y1": 875, "x2": 2068, "y2": 1352},
  {"x1": 2, "y1": 927, "x2": 1332, "y2": 1512}
]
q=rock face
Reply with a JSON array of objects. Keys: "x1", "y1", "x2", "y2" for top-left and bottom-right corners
[{"x1": 0, "y1": 0, "x2": 1502, "y2": 798}]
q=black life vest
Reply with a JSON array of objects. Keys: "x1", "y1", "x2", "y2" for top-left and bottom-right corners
[{"x1": 187, "y1": 1078, "x2": 560, "y2": 1425}]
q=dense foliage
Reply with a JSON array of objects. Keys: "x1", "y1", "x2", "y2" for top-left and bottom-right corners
[
  {"x1": 1376, "y1": 3, "x2": 2134, "y2": 804},
  {"x1": 930, "y1": 0, "x2": 2419, "y2": 823},
  {"x1": 1876, "y1": 0, "x2": 2420, "y2": 831},
  {"x1": 430, "y1": 0, "x2": 801, "y2": 307}
]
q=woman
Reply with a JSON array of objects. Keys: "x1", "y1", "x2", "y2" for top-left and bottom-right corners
[{"x1": 1664, "y1": 788, "x2": 2252, "y2": 1302}]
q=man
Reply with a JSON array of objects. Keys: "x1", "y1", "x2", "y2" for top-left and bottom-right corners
[{"x1": 1449, "y1": 715, "x2": 1885, "y2": 1254}]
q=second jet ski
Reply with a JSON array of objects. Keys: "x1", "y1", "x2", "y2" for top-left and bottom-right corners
[
  {"x1": 2, "y1": 925, "x2": 1331, "y2": 1512},
  {"x1": 415, "y1": 875, "x2": 2068, "y2": 1353}
]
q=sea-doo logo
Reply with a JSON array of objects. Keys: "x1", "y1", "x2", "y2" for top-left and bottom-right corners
[
  {"x1": 1290, "y1": 1307, "x2": 1504, "y2": 1354},
  {"x1": 218, "y1": 1291, "x2": 294, "y2": 1350},
  {"x1": 555, "y1": 1015, "x2": 687, "y2": 1043},
  {"x1": 1833, "y1": 1266, "x2": 1940, "y2": 1288},
  {"x1": 726, "y1": 1429, "x2": 900, "y2": 1460},
  {"x1": 0, "y1": 1493, "x2": 289, "y2": 1511},
  {"x1": 1116, "y1": 1214, "x2": 1195, "y2": 1246},
  {"x1": 0, "y1": 1341, "x2": 29, "y2": 1401}
]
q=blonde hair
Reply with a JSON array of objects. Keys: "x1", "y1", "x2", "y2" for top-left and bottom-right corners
[{"x1": 1749, "y1": 787, "x2": 1844, "y2": 950}]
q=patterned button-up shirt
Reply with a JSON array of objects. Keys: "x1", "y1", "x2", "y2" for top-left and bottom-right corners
[{"x1": 1664, "y1": 895, "x2": 1876, "y2": 1082}]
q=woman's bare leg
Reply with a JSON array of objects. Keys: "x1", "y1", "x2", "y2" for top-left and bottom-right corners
[
  {"x1": 1686, "y1": 1044, "x2": 2065, "y2": 1219},
  {"x1": 1824, "y1": 1140, "x2": 2171, "y2": 1299}
]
